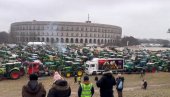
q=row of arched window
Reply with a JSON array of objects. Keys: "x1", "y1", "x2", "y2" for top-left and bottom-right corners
[
  {"x1": 17, "y1": 37, "x2": 116, "y2": 44},
  {"x1": 17, "y1": 32, "x2": 119, "y2": 38}
]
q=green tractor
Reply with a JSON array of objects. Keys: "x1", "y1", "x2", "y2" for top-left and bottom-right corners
[
  {"x1": 161, "y1": 61, "x2": 170, "y2": 72},
  {"x1": 0, "y1": 63, "x2": 25, "y2": 80},
  {"x1": 61, "y1": 61, "x2": 84, "y2": 78},
  {"x1": 43, "y1": 60, "x2": 61, "y2": 73},
  {"x1": 124, "y1": 61, "x2": 135, "y2": 73}
]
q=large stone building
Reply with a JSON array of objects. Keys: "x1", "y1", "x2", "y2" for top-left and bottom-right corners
[{"x1": 10, "y1": 20, "x2": 122, "y2": 45}]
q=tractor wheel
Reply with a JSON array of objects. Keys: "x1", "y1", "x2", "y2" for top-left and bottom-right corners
[
  {"x1": 10, "y1": 70, "x2": 20, "y2": 80},
  {"x1": 66, "y1": 72, "x2": 71, "y2": 78},
  {"x1": 77, "y1": 70, "x2": 83, "y2": 77},
  {"x1": 20, "y1": 68, "x2": 25, "y2": 76}
]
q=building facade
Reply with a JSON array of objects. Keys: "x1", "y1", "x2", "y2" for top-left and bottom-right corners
[{"x1": 10, "y1": 21, "x2": 122, "y2": 45}]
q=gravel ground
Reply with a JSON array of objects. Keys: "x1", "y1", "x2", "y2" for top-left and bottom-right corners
[{"x1": 0, "y1": 72, "x2": 170, "y2": 97}]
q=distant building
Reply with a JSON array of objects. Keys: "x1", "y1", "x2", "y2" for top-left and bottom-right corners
[{"x1": 10, "y1": 20, "x2": 122, "y2": 45}]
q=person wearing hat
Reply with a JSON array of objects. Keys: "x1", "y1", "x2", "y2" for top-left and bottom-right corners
[
  {"x1": 22, "y1": 74, "x2": 46, "y2": 97},
  {"x1": 47, "y1": 79, "x2": 71, "y2": 97},
  {"x1": 116, "y1": 73, "x2": 124, "y2": 97},
  {"x1": 96, "y1": 69, "x2": 116, "y2": 97},
  {"x1": 78, "y1": 76, "x2": 94, "y2": 97}
]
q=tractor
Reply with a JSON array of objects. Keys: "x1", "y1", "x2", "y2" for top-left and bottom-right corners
[
  {"x1": 61, "y1": 61, "x2": 84, "y2": 78},
  {"x1": 27, "y1": 62, "x2": 51, "y2": 76},
  {"x1": 0, "y1": 62, "x2": 25, "y2": 80},
  {"x1": 161, "y1": 61, "x2": 170, "y2": 72}
]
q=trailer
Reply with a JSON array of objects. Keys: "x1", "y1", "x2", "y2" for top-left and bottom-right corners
[{"x1": 85, "y1": 58, "x2": 124, "y2": 75}]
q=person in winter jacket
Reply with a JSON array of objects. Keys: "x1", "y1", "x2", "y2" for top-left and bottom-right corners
[
  {"x1": 47, "y1": 79, "x2": 71, "y2": 97},
  {"x1": 78, "y1": 76, "x2": 94, "y2": 97},
  {"x1": 96, "y1": 70, "x2": 116, "y2": 97},
  {"x1": 116, "y1": 73, "x2": 124, "y2": 97},
  {"x1": 22, "y1": 74, "x2": 46, "y2": 97}
]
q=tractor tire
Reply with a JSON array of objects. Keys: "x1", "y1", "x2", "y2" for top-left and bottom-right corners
[
  {"x1": 10, "y1": 70, "x2": 20, "y2": 80},
  {"x1": 66, "y1": 72, "x2": 71, "y2": 78},
  {"x1": 77, "y1": 70, "x2": 83, "y2": 77}
]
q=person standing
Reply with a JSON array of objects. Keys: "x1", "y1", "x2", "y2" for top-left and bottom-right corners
[
  {"x1": 22, "y1": 74, "x2": 46, "y2": 97},
  {"x1": 96, "y1": 70, "x2": 116, "y2": 97},
  {"x1": 53, "y1": 71, "x2": 63, "y2": 82},
  {"x1": 142, "y1": 79, "x2": 147, "y2": 90},
  {"x1": 78, "y1": 76, "x2": 94, "y2": 97},
  {"x1": 74, "y1": 74, "x2": 77, "y2": 83},
  {"x1": 116, "y1": 73, "x2": 124, "y2": 97},
  {"x1": 47, "y1": 79, "x2": 71, "y2": 97},
  {"x1": 77, "y1": 76, "x2": 81, "y2": 84},
  {"x1": 94, "y1": 76, "x2": 98, "y2": 82}
]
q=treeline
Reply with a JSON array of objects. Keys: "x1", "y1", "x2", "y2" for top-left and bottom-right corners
[
  {"x1": 0, "y1": 31, "x2": 9, "y2": 44},
  {"x1": 120, "y1": 36, "x2": 170, "y2": 47},
  {"x1": 0, "y1": 31, "x2": 169, "y2": 47}
]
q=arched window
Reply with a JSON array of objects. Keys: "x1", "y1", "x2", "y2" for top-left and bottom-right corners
[
  {"x1": 42, "y1": 38, "x2": 44, "y2": 42},
  {"x1": 66, "y1": 38, "x2": 69, "y2": 43},
  {"x1": 37, "y1": 37, "x2": 40, "y2": 42},
  {"x1": 61, "y1": 38, "x2": 64, "y2": 43},
  {"x1": 80, "y1": 39, "x2": 83, "y2": 43},
  {"x1": 71, "y1": 38, "x2": 74, "y2": 43},
  {"x1": 101, "y1": 39, "x2": 103, "y2": 44},
  {"x1": 98, "y1": 39, "x2": 100, "y2": 44},
  {"x1": 105, "y1": 39, "x2": 107, "y2": 44},
  {"x1": 93, "y1": 39, "x2": 96, "y2": 43},
  {"x1": 51, "y1": 38, "x2": 54, "y2": 43},
  {"x1": 26, "y1": 37, "x2": 29, "y2": 42},
  {"x1": 89, "y1": 39, "x2": 92, "y2": 43},
  {"x1": 75, "y1": 38, "x2": 78, "y2": 43},
  {"x1": 85, "y1": 39, "x2": 88, "y2": 43},
  {"x1": 46, "y1": 38, "x2": 49, "y2": 42},
  {"x1": 56, "y1": 38, "x2": 59, "y2": 43}
]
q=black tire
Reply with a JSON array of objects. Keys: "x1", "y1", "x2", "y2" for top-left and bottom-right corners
[{"x1": 92, "y1": 71, "x2": 97, "y2": 75}]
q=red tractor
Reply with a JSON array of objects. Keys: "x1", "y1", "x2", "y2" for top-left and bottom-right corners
[{"x1": 27, "y1": 62, "x2": 50, "y2": 76}]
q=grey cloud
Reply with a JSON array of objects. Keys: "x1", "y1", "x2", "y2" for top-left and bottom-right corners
[{"x1": 0, "y1": 0, "x2": 170, "y2": 39}]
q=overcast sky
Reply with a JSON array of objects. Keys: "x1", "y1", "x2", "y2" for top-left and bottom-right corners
[{"x1": 0, "y1": 0, "x2": 170, "y2": 39}]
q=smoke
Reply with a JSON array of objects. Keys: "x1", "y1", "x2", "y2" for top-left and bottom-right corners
[{"x1": 44, "y1": 21, "x2": 66, "y2": 53}]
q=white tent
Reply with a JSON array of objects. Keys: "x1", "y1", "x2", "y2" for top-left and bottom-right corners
[{"x1": 27, "y1": 42, "x2": 46, "y2": 46}]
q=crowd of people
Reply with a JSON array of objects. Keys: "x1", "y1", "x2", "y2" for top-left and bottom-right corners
[{"x1": 22, "y1": 70, "x2": 147, "y2": 97}]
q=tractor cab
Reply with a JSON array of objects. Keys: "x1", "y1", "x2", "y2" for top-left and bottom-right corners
[
  {"x1": 27, "y1": 62, "x2": 43, "y2": 75},
  {"x1": 44, "y1": 61, "x2": 58, "y2": 72}
]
